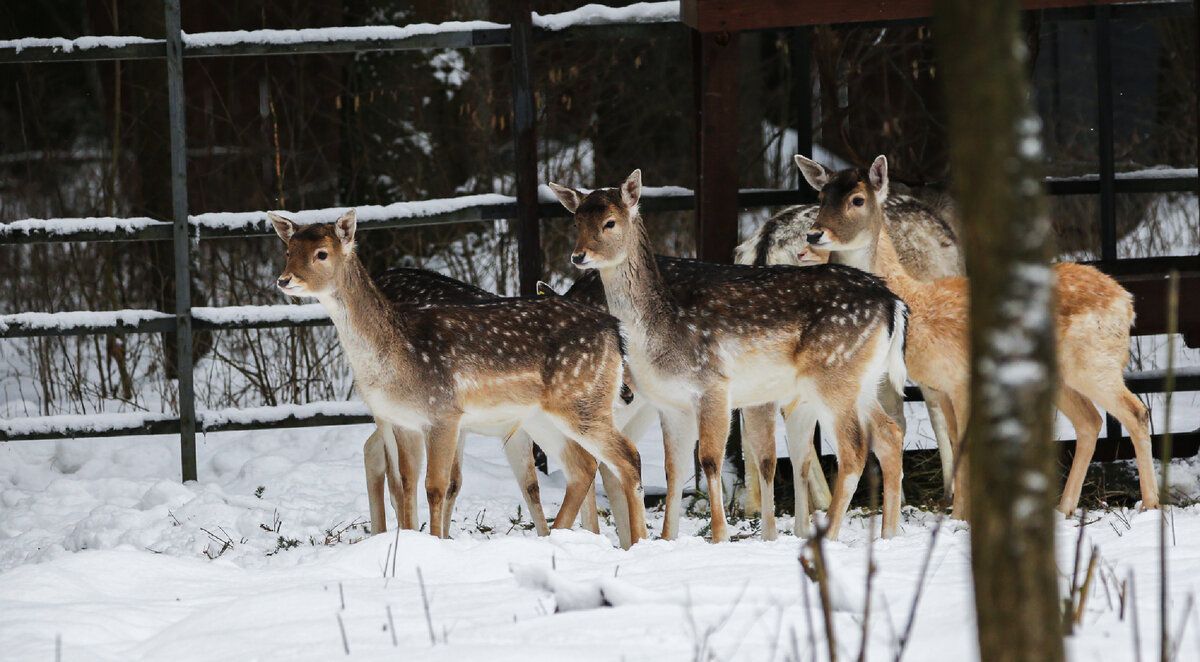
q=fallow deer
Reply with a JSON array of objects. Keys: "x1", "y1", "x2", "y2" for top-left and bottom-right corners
[
  {"x1": 553, "y1": 170, "x2": 910, "y2": 541},
  {"x1": 361, "y1": 266, "x2": 625, "y2": 538},
  {"x1": 270, "y1": 210, "x2": 649, "y2": 547},
  {"x1": 798, "y1": 154, "x2": 1158, "y2": 516},
  {"x1": 735, "y1": 183, "x2": 966, "y2": 504},
  {"x1": 564, "y1": 255, "x2": 834, "y2": 540}
]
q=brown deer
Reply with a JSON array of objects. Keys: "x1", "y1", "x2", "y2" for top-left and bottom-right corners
[
  {"x1": 361, "y1": 266, "x2": 630, "y2": 539},
  {"x1": 553, "y1": 170, "x2": 910, "y2": 541},
  {"x1": 797, "y1": 154, "x2": 1158, "y2": 516},
  {"x1": 735, "y1": 182, "x2": 966, "y2": 506},
  {"x1": 270, "y1": 210, "x2": 648, "y2": 546},
  {"x1": 564, "y1": 255, "x2": 832, "y2": 540}
]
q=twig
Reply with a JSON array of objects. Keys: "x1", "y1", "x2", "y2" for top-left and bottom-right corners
[
  {"x1": 336, "y1": 612, "x2": 349, "y2": 655},
  {"x1": 1075, "y1": 545, "x2": 1100, "y2": 627},
  {"x1": 801, "y1": 523, "x2": 838, "y2": 662},
  {"x1": 1168, "y1": 594, "x2": 1194, "y2": 662},
  {"x1": 339, "y1": 582, "x2": 345, "y2": 610},
  {"x1": 1131, "y1": 571, "x2": 1144, "y2": 662},
  {"x1": 417, "y1": 566, "x2": 436, "y2": 646},
  {"x1": 386, "y1": 605, "x2": 398, "y2": 647},
  {"x1": 1160, "y1": 270, "x2": 1178, "y2": 662},
  {"x1": 894, "y1": 516, "x2": 946, "y2": 662}
]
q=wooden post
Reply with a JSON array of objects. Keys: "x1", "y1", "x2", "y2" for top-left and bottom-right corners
[
  {"x1": 510, "y1": 0, "x2": 541, "y2": 296},
  {"x1": 164, "y1": 0, "x2": 196, "y2": 482},
  {"x1": 692, "y1": 29, "x2": 740, "y2": 264},
  {"x1": 937, "y1": 0, "x2": 1065, "y2": 660}
]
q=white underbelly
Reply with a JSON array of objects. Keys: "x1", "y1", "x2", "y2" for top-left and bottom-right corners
[{"x1": 726, "y1": 356, "x2": 802, "y2": 408}]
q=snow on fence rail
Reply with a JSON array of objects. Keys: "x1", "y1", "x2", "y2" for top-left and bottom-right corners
[
  {"x1": 0, "y1": 2, "x2": 682, "y2": 63},
  {"x1": 0, "y1": 401, "x2": 374, "y2": 442}
]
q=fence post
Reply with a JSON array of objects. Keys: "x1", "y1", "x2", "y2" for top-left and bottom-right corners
[
  {"x1": 1094, "y1": 6, "x2": 1122, "y2": 451},
  {"x1": 164, "y1": 0, "x2": 197, "y2": 482},
  {"x1": 510, "y1": 0, "x2": 541, "y2": 296}
]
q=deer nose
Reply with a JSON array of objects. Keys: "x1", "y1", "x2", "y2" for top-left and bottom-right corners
[
  {"x1": 277, "y1": 277, "x2": 291, "y2": 289},
  {"x1": 570, "y1": 252, "x2": 586, "y2": 265},
  {"x1": 806, "y1": 231, "x2": 825, "y2": 245}
]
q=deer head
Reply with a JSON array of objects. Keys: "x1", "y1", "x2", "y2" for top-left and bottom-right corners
[
  {"x1": 269, "y1": 209, "x2": 357, "y2": 298},
  {"x1": 797, "y1": 154, "x2": 889, "y2": 252},
  {"x1": 551, "y1": 170, "x2": 642, "y2": 270}
]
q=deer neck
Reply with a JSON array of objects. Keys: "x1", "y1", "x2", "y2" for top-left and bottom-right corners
[
  {"x1": 317, "y1": 256, "x2": 409, "y2": 366},
  {"x1": 596, "y1": 219, "x2": 678, "y2": 342},
  {"x1": 829, "y1": 236, "x2": 877, "y2": 274},
  {"x1": 869, "y1": 226, "x2": 925, "y2": 303}
]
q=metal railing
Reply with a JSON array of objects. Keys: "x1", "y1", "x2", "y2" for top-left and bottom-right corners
[{"x1": 2, "y1": 1, "x2": 1197, "y2": 479}]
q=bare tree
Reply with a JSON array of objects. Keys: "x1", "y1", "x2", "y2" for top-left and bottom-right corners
[{"x1": 935, "y1": 2, "x2": 1064, "y2": 662}]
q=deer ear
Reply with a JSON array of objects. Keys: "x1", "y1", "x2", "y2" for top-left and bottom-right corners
[
  {"x1": 268, "y1": 212, "x2": 298, "y2": 243},
  {"x1": 620, "y1": 169, "x2": 642, "y2": 208},
  {"x1": 334, "y1": 209, "x2": 357, "y2": 252},
  {"x1": 793, "y1": 155, "x2": 831, "y2": 192},
  {"x1": 548, "y1": 183, "x2": 583, "y2": 213},
  {"x1": 868, "y1": 155, "x2": 889, "y2": 202},
  {"x1": 535, "y1": 280, "x2": 559, "y2": 296}
]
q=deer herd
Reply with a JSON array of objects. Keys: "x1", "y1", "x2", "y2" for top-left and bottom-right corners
[{"x1": 270, "y1": 154, "x2": 1159, "y2": 550}]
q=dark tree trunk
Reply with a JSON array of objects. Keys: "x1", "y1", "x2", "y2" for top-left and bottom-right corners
[{"x1": 935, "y1": 2, "x2": 1064, "y2": 662}]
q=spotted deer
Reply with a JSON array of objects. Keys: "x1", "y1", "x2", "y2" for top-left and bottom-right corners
[
  {"x1": 553, "y1": 170, "x2": 909, "y2": 541},
  {"x1": 565, "y1": 255, "x2": 833, "y2": 540},
  {"x1": 735, "y1": 178, "x2": 966, "y2": 505},
  {"x1": 360, "y1": 266, "x2": 629, "y2": 539},
  {"x1": 798, "y1": 154, "x2": 1158, "y2": 516},
  {"x1": 270, "y1": 210, "x2": 648, "y2": 546}
]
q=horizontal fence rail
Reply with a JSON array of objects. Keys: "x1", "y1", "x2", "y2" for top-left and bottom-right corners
[{"x1": 2, "y1": 0, "x2": 1198, "y2": 483}]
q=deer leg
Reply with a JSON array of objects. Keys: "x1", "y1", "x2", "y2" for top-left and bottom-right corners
[
  {"x1": 826, "y1": 413, "x2": 868, "y2": 541},
  {"x1": 580, "y1": 481, "x2": 600, "y2": 533},
  {"x1": 697, "y1": 387, "x2": 733, "y2": 544},
  {"x1": 870, "y1": 403, "x2": 905, "y2": 539},
  {"x1": 741, "y1": 404, "x2": 778, "y2": 540},
  {"x1": 807, "y1": 441, "x2": 833, "y2": 511},
  {"x1": 946, "y1": 387, "x2": 971, "y2": 520},
  {"x1": 424, "y1": 417, "x2": 461, "y2": 539},
  {"x1": 364, "y1": 427, "x2": 388, "y2": 534},
  {"x1": 1076, "y1": 379, "x2": 1158, "y2": 510},
  {"x1": 599, "y1": 462, "x2": 631, "y2": 548},
  {"x1": 922, "y1": 387, "x2": 958, "y2": 503},
  {"x1": 1054, "y1": 385, "x2": 1102, "y2": 515},
  {"x1": 442, "y1": 431, "x2": 467, "y2": 535},
  {"x1": 659, "y1": 407, "x2": 697, "y2": 541},
  {"x1": 383, "y1": 424, "x2": 424, "y2": 530},
  {"x1": 783, "y1": 404, "x2": 820, "y2": 537},
  {"x1": 553, "y1": 440, "x2": 598, "y2": 531},
  {"x1": 502, "y1": 428, "x2": 550, "y2": 536}
]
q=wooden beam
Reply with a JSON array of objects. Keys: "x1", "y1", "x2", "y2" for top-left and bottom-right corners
[
  {"x1": 681, "y1": 0, "x2": 1144, "y2": 32},
  {"x1": 692, "y1": 30, "x2": 741, "y2": 264}
]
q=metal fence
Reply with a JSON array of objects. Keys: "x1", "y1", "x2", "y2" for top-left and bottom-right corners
[{"x1": 2, "y1": 0, "x2": 1198, "y2": 481}]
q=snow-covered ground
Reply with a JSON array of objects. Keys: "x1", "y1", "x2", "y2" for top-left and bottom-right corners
[{"x1": 3, "y1": 419, "x2": 1200, "y2": 661}]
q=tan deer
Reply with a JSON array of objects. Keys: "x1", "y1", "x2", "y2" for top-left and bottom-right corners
[
  {"x1": 735, "y1": 184, "x2": 966, "y2": 507},
  {"x1": 553, "y1": 170, "x2": 909, "y2": 541},
  {"x1": 797, "y1": 154, "x2": 1158, "y2": 516},
  {"x1": 359, "y1": 267, "x2": 632, "y2": 539},
  {"x1": 270, "y1": 210, "x2": 648, "y2": 546}
]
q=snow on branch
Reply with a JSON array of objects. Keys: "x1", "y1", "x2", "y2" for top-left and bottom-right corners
[
  {"x1": 198, "y1": 401, "x2": 370, "y2": 429},
  {"x1": 1, "y1": 411, "x2": 175, "y2": 438},
  {"x1": 193, "y1": 194, "x2": 517, "y2": 233},
  {"x1": 533, "y1": 2, "x2": 681, "y2": 31}
]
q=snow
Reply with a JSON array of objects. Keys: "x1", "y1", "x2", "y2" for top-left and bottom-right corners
[
  {"x1": 533, "y1": 2, "x2": 680, "y2": 31},
  {"x1": 0, "y1": 35, "x2": 158, "y2": 54},
  {"x1": 0, "y1": 309, "x2": 170, "y2": 334},
  {"x1": 0, "y1": 216, "x2": 167, "y2": 239},
  {"x1": 1055, "y1": 166, "x2": 1199, "y2": 182},
  {"x1": 192, "y1": 303, "x2": 329, "y2": 326},
  {"x1": 198, "y1": 401, "x2": 369, "y2": 429},
  {"x1": 192, "y1": 194, "x2": 515, "y2": 233},
  {"x1": 0, "y1": 411, "x2": 174, "y2": 438},
  {"x1": 537, "y1": 184, "x2": 693, "y2": 204},
  {"x1": 180, "y1": 22, "x2": 505, "y2": 49},
  {"x1": 1, "y1": 424, "x2": 1199, "y2": 660}
]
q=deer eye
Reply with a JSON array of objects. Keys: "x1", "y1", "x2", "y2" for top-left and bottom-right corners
[
  {"x1": 315, "y1": 250, "x2": 328, "y2": 261},
  {"x1": 852, "y1": 196, "x2": 866, "y2": 208},
  {"x1": 604, "y1": 219, "x2": 616, "y2": 229}
]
